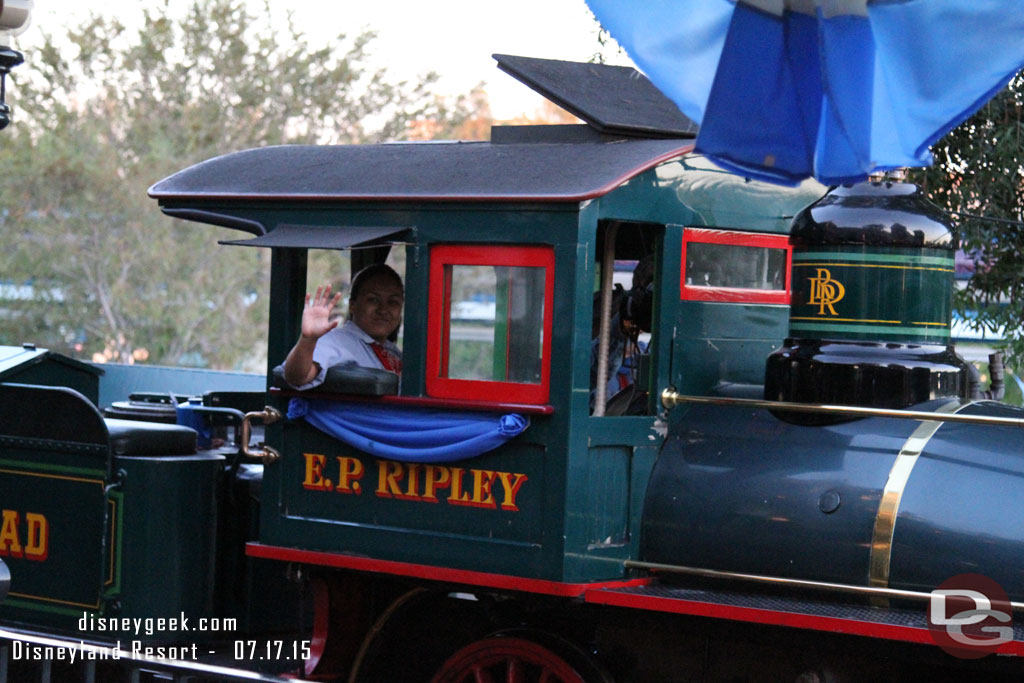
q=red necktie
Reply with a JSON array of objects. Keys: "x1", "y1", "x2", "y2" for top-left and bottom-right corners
[{"x1": 370, "y1": 342, "x2": 402, "y2": 375}]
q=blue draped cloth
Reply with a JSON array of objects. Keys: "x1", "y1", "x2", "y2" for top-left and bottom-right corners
[
  {"x1": 586, "y1": 0, "x2": 1024, "y2": 185},
  {"x1": 287, "y1": 398, "x2": 529, "y2": 463}
]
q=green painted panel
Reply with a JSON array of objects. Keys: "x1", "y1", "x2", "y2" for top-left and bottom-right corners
[
  {"x1": 0, "y1": 461, "x2": 107, "y2": 616},
  {"x1": 596, "y1": 156, "x2": 824, "y2": 233},
  {"x1": 0, "y1": 347, "x2": 101, "y2": 406},
  {"x1": 575, "y1": 445, "x2": 630, "y2": 547},
  {"x1": 0, "y1": 457, "x2": 104, "y2": 478},
  {"x1": 790, "y1": 247, "x2": 953, "y2": 343},
  {"x1": 493, "y1": 275, "x2": 510, "y2": 380},
  {"x1": 275, "y1": 422, "x2": 543, "y2": 543},
  {"x1": 113, "y1": 454, "x2": 223, "y2": 638},
  {"x1": 262, "y1": 409, "x2": 567, "y2": 578},
  {"x1": 789, "y1": 322, "x2": 949, "y2": 337},
  {"x1": 402, "y1": 243, "x2": 429, "y2": 396},
  {"x1": 795, "y1": 251, "x2": 951, "y2": 266},
  {"x1": 671, "y1": 301, "x2": 788, "y2": 395},
  {"x1": 561, "y1": 417, "x2": 665, "y2": 582}
]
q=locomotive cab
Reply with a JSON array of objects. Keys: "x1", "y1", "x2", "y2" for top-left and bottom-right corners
[{"x1": 147, "y1": 56, "x2": 827, "y2": 591}]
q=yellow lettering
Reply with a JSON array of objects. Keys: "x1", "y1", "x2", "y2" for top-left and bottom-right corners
[
  {"x1": 398, "y1": 464, "x2": 423, "y2": 501},
  {"x1": 496, "y1": 472, "x2": 529, "y2": 511},
  {"x1": 467, "y1": 469, "x2": 498, "y2": 509},
  {"x1": 376, "y1": 461, "x2": 405, "y2": 498},
  {"x1": 24, "y1": 513, "x2": 48, "y2": 561},
  {"x1": 807, "y1": 268, "x2": 845, "y2": 316},
  {"x1": 335, "y1": 456, "x2": 365, "y2": 495},
  {"x1": 302, "y1": 453, "x2": 333, "y2": 491},
  {"x1": 0, "y1": 510, "x2": 22, "y2": 557},
  {"x1": 422, "y1": 466, "x2": 451, "y2": 503},
  {"x1": 298, "y1": 456, "x2": 526, "y2": 512},
  {"x1": 448, "y1": 468, "x2": 473, "y2": 506}
]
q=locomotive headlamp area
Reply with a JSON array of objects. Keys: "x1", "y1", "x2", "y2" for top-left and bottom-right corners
[{"x1": 3, "y1": 55, "x2": 1023, "y2": 681}]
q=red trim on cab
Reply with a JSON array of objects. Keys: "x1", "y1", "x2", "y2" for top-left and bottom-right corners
[
  {"x1": 440, "y1": 265, "x2": 453, "y2": 379},
  {"x1": 427, "y1": 245, "x2": 555, "y2": 405},
  {"x1": 680, "y1": 228, "x2": 792, "y2": 305},
  {"x1": 246, "y1": 543, "x2": 648, "y2": 597}
]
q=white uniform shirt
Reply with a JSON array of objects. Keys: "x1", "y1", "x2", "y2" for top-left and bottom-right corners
[{"x1": 294, "y1": 320, "x2": 402, "y2": 390}]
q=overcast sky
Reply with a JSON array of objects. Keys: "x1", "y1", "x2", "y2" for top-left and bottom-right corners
[{"x1": 22, "y1": 0, "x2": 633, "y2": 119}]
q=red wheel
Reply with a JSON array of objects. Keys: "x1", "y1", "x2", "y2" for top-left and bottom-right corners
[{"x1": 430, "y1": 636, "x2": 590, "y2": 683}]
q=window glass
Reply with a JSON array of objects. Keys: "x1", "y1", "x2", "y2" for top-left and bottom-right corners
[
  {"x1": 444, "y1": 264, "x2": 545, "y2": 384},
  {"x1": 680, "y1": 228, "x2": 791, "y2": 304},
  {"x1": 685, "y1": 242, "x2": 786, "y2": 291},
  {"x1": 427, "y1": 244, "x2": 553, "y2": 404}
]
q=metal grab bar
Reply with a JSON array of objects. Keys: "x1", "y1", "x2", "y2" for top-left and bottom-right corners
[
  {"x1": 625, "y1": 560, "x2": 1024, "y2": 611},
  {"x1": 661, "y1": 390, "x2": 1024, "y2": 428},
  {"x1": 240, "y1": 407, "x2": 283, "y2": 465}
]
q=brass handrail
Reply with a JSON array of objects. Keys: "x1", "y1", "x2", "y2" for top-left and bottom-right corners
[
  {"x1": 240, "y1": 406, "x2": 283, "y2": 465},
  {"x1": 660, "y1": 390, "x2": 1024, "y2": 428},
  {"x1": 625, "y1": 560, "x2": 1024, "y2": 611}
]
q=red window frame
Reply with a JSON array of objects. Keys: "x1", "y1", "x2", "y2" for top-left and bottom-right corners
[
  {"x1": 427, "y1": 244, "x2": 555, "y2": 404},
  {"x1": 680, "y1": 228, "x2": 792, "y2": 304}
]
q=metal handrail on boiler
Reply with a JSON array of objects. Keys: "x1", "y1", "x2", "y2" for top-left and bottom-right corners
[
  {"x1": 623, "y1": 560, "x2": 1024, "y2": 612},
  {"x1": 660, "y1": 390, "x2": 1024, "y2": 429}
]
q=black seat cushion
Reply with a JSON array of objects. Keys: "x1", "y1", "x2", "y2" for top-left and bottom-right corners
[
  {"x1": 105, "y1": 418, "x2": 197, "y2": 456},
  {"x1": 271, "y1": 363, "x2": 398, "y2": 396}
]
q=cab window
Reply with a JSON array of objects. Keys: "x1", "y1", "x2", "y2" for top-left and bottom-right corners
[
  {"x1": 681, "y1": 228, "x2": 791, "y2": 304},
  {"x1": 426, "y1": 245, "x2": 554, "y2": 404}
]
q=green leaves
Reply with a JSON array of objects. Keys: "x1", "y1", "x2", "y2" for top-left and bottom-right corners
[
  {"x1": 911, "y1": 73, "x2": 1024, "y2": 368},
  {"x1": 0, "y1": 0, "x2": 485, "y2": 369}
]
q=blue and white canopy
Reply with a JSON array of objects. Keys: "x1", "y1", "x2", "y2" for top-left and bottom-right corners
[{"x1": 586, "y1": 0, "x2": 1024, "y2": 184}]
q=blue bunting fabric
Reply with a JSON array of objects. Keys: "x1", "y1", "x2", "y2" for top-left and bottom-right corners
[
  {"x1": 586, "y1": 0, "x2": 1024, "y2": 185},
  {"x1": 287, "y1": 398, "x2": 529, "y2": 463}
]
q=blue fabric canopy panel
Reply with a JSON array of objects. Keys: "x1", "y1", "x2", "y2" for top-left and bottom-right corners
[{"x1": 586, "y1": 0, "x2": 1024, "y2": 185}]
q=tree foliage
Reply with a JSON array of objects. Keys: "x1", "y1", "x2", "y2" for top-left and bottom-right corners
[
  {"x1": 0, "y1": 0, "x2": 483, "y2": 369},
  {"x1": 912, "y1": 73, "x2": 1024, "y2": 367}
]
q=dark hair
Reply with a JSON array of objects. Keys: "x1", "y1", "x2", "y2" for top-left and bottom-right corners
[
  {"x1": 350, "y1": 264, "x2": 403, "y2": 301},
  {"x1": 620, "y1": 254, "x2": 655, "y2": 333}
]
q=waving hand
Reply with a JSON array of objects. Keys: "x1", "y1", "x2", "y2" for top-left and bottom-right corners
[{"x1": 301, "y1": 285, "x2": 343, "y2": 341}]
